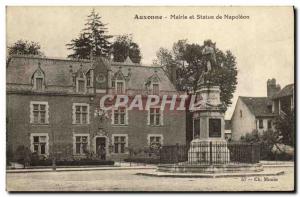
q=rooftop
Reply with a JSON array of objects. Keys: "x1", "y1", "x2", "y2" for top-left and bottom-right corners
[
  {"x1": 272, "y1": 83, "x2": 294, "y2": 99},
  {"x1": 7, "y1": 55, "x2": 176, "y2": 92},
  {"x1": 240, "y1": 96, "x2": 274, "y2": 117}
]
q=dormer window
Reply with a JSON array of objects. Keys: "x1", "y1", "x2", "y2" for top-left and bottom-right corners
[
  {"x1": 32, "y1": 63, "x2": 45, "y2": 91},
  {"x1": 152, "y1": 83, "x2": 159, "y2": 95},
  {"x1": 86, "y1": 75, "x2": 91, "y2": 87},
  {"x1": 86, "y1": 70, "x2": 93, "y2": 87},
  {"x1": 36, "y1": 78, "x2": 43, "y2": 91},
  {"x1": 116, "y1": 80, "x2": 125, "y2": 94},
  {"x1": 146, "y1": 70, "x2": 160, "y2": 95},
  {"x1": 113, "y1": 68, "x2": 127, "y2": 95},
  {"x1": 77, "y1": 79, "x2": 85, "y2": 93}
]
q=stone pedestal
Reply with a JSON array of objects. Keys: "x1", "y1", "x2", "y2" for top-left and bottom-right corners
[
  {"x1": 157, "y1": 84, "x2": 264, "y2": 174},
  {"x1": 189, "y1": 84, "x2": 229, "y2": 164},
  {"x1": 188, "y1": 139, "x2": 230, "y2": 164}
]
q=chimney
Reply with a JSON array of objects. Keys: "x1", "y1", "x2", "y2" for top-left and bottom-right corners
[{"x1": 267, "y1": 78, "x2": 281, "y2": 97}]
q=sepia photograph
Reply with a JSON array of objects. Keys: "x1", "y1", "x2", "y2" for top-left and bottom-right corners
[{"x1": 5, "y1": 6, "x2": 295, "y2": 192}]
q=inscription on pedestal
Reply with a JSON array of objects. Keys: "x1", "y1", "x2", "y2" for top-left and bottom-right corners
[{"x1": 209, "y1": 118, "x2": 221, "y2": 137}]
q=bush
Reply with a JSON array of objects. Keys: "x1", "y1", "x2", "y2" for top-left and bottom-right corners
[
  {"x1": 124, "y1": 158, "x2": 160, "y2": 164},
  {"x1": 30, "y1": 159, "x2": 114, "y2": 166}
]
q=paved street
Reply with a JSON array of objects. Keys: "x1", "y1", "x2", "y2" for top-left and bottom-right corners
[{"x1": 6, "y1": 167, "x2": 294, "y2": 191}]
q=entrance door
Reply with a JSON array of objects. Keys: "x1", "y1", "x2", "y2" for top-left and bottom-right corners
[{"x1": 96, "y1": 137, "x2": 106, "y2": 160}]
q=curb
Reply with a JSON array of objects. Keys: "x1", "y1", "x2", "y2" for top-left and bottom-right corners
[
  {"x1": 136, "y1": 171, "x2": 285, "y2": 178},
  {"x1": 7, "y1": 167, "x2": 156, "y2": 173},
  {"x1": 262, "y1": 165, "x2": 294, "y2": 168}
]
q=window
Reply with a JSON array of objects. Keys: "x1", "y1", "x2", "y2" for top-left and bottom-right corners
[
  {"x1": 267, "y1": 105, "x2": 272, "y2": 113},
  {"x1": 240, "y1": 110, "x2": 243, "y2": 118},
  {"x1": 209, "y1": 119, "x2": 221, "y2": 138},
  {"x1": 267, "y1": 120, "x2": 272, "y2": 129},
  {"x1": 116, "y1": 81, "x2": 125, "y2": 94},
  {"x1": 112, "y1": 134, "x2": 128, "y2": 154},
  {"x1": 72, "y1": 103, "x2": 89, "y2": 124},
  {"x1": 36, "y1": 78, "x2": 43, "y2": 91},
  {"x1": 148, "y1": 108, "x2": 163, "y2": 126},
  {"x1": 78, "y1": 80, "x2": 85, "y2": 93},
  {"x1": 111, "y1": 80, "x2": 115, "y2": 88},
  {"x1": 259, "y1": 119, "x2": 264, "y2": 129},
  {"x1": 30, "y1": 133, "x2": 49, "y2": 155},
  {"x1": 152, "y1": 83, "x2": 159, "y2": 95},
  {"x1": 32, "y1": 65, "x2": 45, "y2": 91},
  {"x1": 112, "y1": 107, "x2": 127, "y2": 125},
  {"x1": 72, "y1": 76, "x2": 76, "y2": 84},
  {"x1": 86, "y1": 75, "x2": 91, "y2": 87},
  {"x1": 73, "y1": 134, "x2": 89, "y2": 155},
  {"x1": 147, "y1": 134, "x2": 163, "y2": 146},
  {"x1": 30, "y1": 101, "x2": 49, "y2": 124}
]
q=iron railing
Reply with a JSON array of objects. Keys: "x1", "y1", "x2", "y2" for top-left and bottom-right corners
[{"x1": 159, "y1": 142, "x2": 260, "y2": 164}]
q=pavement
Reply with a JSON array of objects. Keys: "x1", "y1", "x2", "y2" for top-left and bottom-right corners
[
  {"x1": 6, "y1": 167, "x2": 295, "y2": 191},
  {"x1": 6, "y1": 161, "x2": 294, "y2": 173},
  {"x1": 6, "y1": 162, "x2": 156, "y2": 173},
  {"x1": 260, "y1": 160, "x2": 294, "y2": 167},
  {"x1": 136, "y1": 168, "x2": 285, "y2": 178}
]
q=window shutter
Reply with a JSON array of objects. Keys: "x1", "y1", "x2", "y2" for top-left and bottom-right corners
[
  {"x1": 147, "y1": 109, "x2": 150, "y2": 125},
  {"x1": 72, "y1": 135, "x2": 76, "y2": 155},
  {"x1": 45, "y1": 103, "x2": 49, "y2": 124},
  {"x1": 160, "y1": 110, "x2": 164, "y2": 126},
  {"x1": 125, "y1": 108, "x2": 129, "y2": 125},
  {"x1": 87, "y1": 104, "x2": 90, "y2": 124},
  {"x1": 111, "y1": 108, "x2": 115, "y2": 125},
  {"x1": 30, "y1": 102, "x2": 34, "y2": 123},
  {"x1": 72, "y1": 104, "x2": 76, "y2": 124}
]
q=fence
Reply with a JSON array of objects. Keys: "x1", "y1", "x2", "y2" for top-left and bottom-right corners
[
  {"x1": 159, "y1": 142, "x2": 260, "y2": 165},
  {"x1": 159, "y1": 144, "x2": 188, "y2": 164}
]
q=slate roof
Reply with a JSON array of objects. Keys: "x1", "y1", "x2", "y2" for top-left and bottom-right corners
[
  {"x1": 272, "y1": 84, "x2": 294, "y2": 99},
  {"x1": 240, "y1": 96, "x2": 274, "y2": 117},
  {"x1": 7, "y1": 55, "x2": 176, "y2": 92},
  {"x1": 7, "y1": 55, "x2": 91, "y2": 86},
  {"x1": 110, "y1": 62, "x2": 176, "y2": 91}
]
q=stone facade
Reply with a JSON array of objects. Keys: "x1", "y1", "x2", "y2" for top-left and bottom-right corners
[{"x1": 6, "y1": 55, "x2": 186, "y2": 161}]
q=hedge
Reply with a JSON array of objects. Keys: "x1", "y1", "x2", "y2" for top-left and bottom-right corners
[
  {"x1": 124, "y1": 158, "x2": 160, "y2": 164},
  {"x1": 30, "y1": 159, "x2": 114, "y2": 166}
]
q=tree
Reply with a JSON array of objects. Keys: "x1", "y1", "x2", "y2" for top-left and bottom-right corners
[
  {"x1": 111, "y1": 35, "x2": 142, "y2": 63},
  {"x1": 7, "y1": 40, "x2": 44, "y2": 66},
  {"x1": 153, "y1": 39, "x2": 238, "y2": 109},
  {"x1": 7, "y1": 40, "x2": 44, "y2": 56},
  {"x1": 67, "y1": 9, "x2": 112, "y2": 59},
  {"x1": 274, "y1": 110, "x2": 294, "y2": 147},
  {"x1": 153, "y1": 48, "x2": 177, "y2": 72}
]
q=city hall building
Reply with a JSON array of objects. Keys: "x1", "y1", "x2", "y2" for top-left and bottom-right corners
[{"x1": 6, "y1": 55, "x2": 186, "y2": 161}]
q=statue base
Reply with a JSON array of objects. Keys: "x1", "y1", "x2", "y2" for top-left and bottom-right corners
[{"x1": 188, "y1": 139, "x2": 230, "y2": 164}]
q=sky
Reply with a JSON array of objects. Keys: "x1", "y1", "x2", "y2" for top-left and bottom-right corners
[{"x1": 6, "y1": 6, "x2": 294, "y2": 119}]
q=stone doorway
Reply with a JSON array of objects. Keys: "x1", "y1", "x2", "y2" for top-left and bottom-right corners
[{"x1": 96, "y1": 137, "x2": 106, "y2": 160}]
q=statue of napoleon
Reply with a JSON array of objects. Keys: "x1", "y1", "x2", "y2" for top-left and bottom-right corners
[{"x1": 198, "y1": 39, "x2": 219, "y2": 85}]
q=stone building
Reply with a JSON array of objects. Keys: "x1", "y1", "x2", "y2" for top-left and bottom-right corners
[
  {"x1": 231, "y1": 96, "x2": 274, "y2": 141},
  {"x1": 6, "y1": 55, "x2": 186, "y2": 161},
  {"x1": 231, "y1": 78, "x2": 294, "y2": 141}
]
